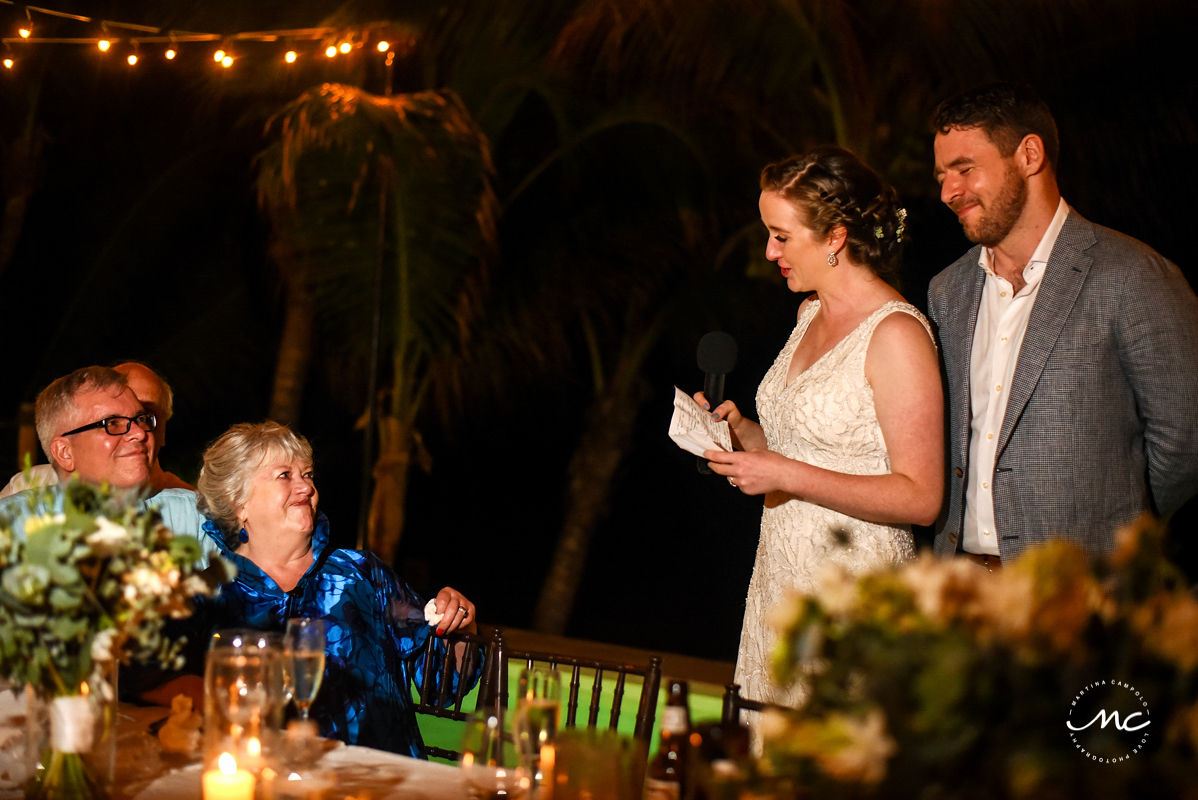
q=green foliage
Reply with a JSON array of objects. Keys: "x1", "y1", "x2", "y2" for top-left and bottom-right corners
[
  {"x1": 0, "y1": 481, "x2": 228, "y2": 696},
  {"x1": 761, "y1": 517, "x2": 1198, "y2": 799}
]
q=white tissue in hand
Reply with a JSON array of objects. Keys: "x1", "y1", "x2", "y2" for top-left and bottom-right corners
[{"x1": 424, "y1": 598, "x2": 443, "y2": 626}]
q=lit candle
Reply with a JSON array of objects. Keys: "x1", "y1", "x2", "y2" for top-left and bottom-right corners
[
  {"x1": 203, "y1": 752, "x2": 255, "y2": 800},
  {"x1": 540, "y1": 742, "x2": 556, "y2": 788},
  {"x1": 242, "y1": 736, "x2": 263, "y2": 770}
]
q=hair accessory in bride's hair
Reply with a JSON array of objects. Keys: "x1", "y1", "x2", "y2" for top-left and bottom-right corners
[{"x1": 874, "y1": 207, "x2": 908, "y2": 244}]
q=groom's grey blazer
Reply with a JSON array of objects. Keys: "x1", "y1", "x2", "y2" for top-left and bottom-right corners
[{"x1": 928, "y1": 209, "x2": 1198, "y2": 559}]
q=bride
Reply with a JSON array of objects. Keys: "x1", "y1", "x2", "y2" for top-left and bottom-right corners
[{"x1": 697, "y1": 147, "x2": 944, "y2": 719}]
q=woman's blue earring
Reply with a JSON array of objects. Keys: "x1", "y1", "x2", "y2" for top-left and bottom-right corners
[{"x1": 238, "y1": 528, "x2": 249, "y2": 543}]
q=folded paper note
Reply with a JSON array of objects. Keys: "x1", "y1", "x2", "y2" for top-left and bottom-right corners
[{"x1": 668, "y1": 386, "x2": 732, "y2": 457}]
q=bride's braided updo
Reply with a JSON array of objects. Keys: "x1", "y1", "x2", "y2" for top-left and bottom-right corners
[{"x1": 760, "y1": 146, "x2": 907, "y2": 281}]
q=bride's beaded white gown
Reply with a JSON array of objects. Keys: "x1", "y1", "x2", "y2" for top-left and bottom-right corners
[{"x1": 734, "y1": 299, "x2": 929, "y2": 714}]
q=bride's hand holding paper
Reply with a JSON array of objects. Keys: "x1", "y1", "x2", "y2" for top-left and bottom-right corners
[{"x1": 668, "y1": 387, "x2": 733, "y2": 457}]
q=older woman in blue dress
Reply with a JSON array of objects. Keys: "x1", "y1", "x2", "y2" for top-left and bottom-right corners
[{"x1": 194, "y1": 421, "x2": 479, "y2": 758}]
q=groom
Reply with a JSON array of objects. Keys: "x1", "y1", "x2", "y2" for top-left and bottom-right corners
[{"x1": 927, "y1": 82, "x2": 1198, "y2": 567}]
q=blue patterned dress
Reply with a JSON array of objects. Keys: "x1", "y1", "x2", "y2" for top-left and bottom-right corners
[{"x1": 193, "y1": 514, "x2": 480, "y2": 758}]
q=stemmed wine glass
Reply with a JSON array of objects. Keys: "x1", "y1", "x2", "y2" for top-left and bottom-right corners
[{"x1": 284, "y1": 618, "x2": 326, "y2": 722}]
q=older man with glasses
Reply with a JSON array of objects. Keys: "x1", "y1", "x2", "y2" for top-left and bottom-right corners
[
  {"x1": 37, "y1": 365, "x2": 158, "y2": 490},
  {"x1": 0, "y1": 362, "x2": 193, "y2": 498},
  {"x1": 0, "y1": 365, "x2": 211, "y2": 559}
]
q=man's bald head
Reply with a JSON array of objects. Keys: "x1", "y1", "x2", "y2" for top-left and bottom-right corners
[{"x1": 114, "y1": 362, "x2": 174, "y2": 424}]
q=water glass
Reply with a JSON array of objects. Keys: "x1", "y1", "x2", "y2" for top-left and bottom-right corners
[
  {"x1": 208, "y1": 629, "x2": 290, "y2": 731},
  {"x1": 513, "y1": 668, "x2": 561, "y2": 788},
  {"x1": 552, "y1": 728, "x2": 633, "y2": 800},
  {"x1": 459, "y1": 712, "x2": 529, "y2": 799}
]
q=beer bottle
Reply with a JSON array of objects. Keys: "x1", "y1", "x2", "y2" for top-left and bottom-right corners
[{"x1": 644, "y1": 679, "x2": 691, "y2": 800}]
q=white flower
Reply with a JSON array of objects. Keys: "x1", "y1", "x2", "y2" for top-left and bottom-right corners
[
  {"x1": 819, "y1": 710, "x2": 896, "y2": 784},
  {"x1": 124, "y1": 566, "x2": 172, "y2": 601},
  {"x1": 91, "y1": 628, "x2": 118, "y2": 663},
  {"x1": 900, "y1": 553, "x2": 978, "y2": 621},
  {"x1": 87, "y1": 516, "x2": 131, "y2": 555},
  {"x1": 814, "y1": 563, "x2": 858, "y2": 617},
  {"x1": 759, "y1": 708, "x2": 792, "y2": 742},
  {"x1": 766, "y1": 589, "x2": 805, "y2": 633},
  {"x1": 182, "y1": 575, "x2": 210, "y2": 596}
]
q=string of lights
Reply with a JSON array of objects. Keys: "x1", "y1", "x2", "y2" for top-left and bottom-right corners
[{"x1": 0, "y1": 1, "x2": 408, "y2": 71}]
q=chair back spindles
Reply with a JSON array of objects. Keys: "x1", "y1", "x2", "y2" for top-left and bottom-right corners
[
  {"x1": 633, "y1": 656, "x2": 662, "y2": 742},
  {"x1": 505, "y1": 647, "x2": 663, "y2": 744},
  {"x1": 414, "y1": 626, "x2": 505, "y2": 761},
  {"x1": 608, "y1": 671, "x2": 627, "y2": 730},
  {"x1": 587, "y1": 667, "x2": 605, "y2": 728}
]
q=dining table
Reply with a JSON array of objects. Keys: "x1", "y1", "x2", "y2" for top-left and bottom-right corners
[
  {"x1": 2, "y1": 691, "x2": 475, "y2": 800},
  {"x1": 130, "y1": 705, "x2": 481, "y2": 800}
]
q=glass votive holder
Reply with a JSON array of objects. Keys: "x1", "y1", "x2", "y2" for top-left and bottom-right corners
[
  {"x1": 202, "y1": 749, "x2": 256, "y2": 800},
  {"x1": 203, "y1": 646, "x2": 272, "y2": 798}
]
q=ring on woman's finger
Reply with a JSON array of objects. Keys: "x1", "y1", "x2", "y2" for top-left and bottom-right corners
[
  {"x1": 456, "y1": 606, "x2": 467, "y2": 615},
  {"x1": 728, "y1": 477, "x2": 737, "y2": 487}
]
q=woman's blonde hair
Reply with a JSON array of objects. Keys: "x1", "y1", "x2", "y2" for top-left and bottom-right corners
[{"x1": 197, "y1": 421, "x2": 314, "y2": 538}]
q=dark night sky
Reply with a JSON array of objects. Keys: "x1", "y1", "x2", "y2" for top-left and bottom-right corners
[{"x1": 1, "y1": 1, "x2": 1195, "y2": 663}]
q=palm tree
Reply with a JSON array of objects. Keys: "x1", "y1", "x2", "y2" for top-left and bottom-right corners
[{"x1": 256, "y1": 84, "x2": 498, "y2": 564}]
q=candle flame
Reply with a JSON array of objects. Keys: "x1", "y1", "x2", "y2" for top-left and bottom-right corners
[{"x1": 218, "y1": 752, "x2": 238, "y2": 775}]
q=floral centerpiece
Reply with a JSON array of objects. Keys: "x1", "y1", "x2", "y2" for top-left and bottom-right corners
[
  {"x1": 756, "y1": 516, "x2": 1198, "y2": 799},
  {"x1": 0, "y1": 480, "x2": 230, "y2": 799}
]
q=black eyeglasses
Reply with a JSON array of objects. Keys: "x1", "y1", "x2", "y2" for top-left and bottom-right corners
[{"x1": 61, "y1": 413, "x2": 157, "y2": 438}]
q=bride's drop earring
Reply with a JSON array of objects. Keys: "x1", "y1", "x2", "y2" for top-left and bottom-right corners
[{"x1": 827, "y1": 251, "x2": 838, "y2": 267}]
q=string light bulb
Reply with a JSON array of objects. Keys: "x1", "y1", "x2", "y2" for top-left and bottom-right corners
[{"x1": 0, "y1": 15, "x2": 413, "y2": 75}]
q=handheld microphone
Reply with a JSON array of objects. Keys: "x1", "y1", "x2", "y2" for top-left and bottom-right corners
[{"x1": 696, "y1": 331, "x2": 737, "y2": 474}]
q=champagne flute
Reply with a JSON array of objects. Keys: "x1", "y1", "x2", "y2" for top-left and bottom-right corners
[{"x1": 284, "y1": 618, "x2": 326, "y2": 722}]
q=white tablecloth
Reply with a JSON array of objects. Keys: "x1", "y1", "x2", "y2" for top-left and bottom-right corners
[
  {"x1": 3, "y1": 696, "x2": 471, "y2": 800},
  {"x1": 127, "y1": 745, "x2": 468, "y2": 800},
  {"x1": 113, "y1": 705, "x2": 468, "y2": 800}
]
